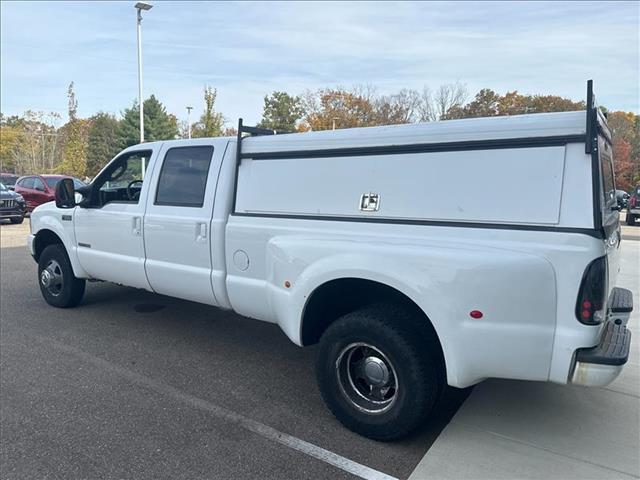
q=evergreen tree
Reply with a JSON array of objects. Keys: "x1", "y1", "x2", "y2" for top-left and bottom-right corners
[
  {"x1": 258, "y1": 91, "x2": 304, "y2": 132},
  {"x1": 119, "y1": 95, "x2": 179, "y2": 148}
]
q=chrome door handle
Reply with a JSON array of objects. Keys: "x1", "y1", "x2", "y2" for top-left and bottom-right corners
[{"x1": 132, "y1": 217, "x2": 142, "y2": 236}]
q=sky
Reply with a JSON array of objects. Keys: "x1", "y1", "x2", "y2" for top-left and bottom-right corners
[{"x1": 1, "y1": 1, "x2": 639, "y2": 128}]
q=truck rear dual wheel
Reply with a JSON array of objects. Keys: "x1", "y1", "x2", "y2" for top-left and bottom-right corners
[
  {"x1": 316, "y1": 303, "x2": 444, "y2": 441},
  {"x1": 38, "y1": 244, "x2": 86, "y2": 308}
]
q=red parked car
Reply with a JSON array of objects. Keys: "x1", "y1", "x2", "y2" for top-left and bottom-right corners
[{"x1": 14, "y1": 174, "x2": 86, "y2": 212}]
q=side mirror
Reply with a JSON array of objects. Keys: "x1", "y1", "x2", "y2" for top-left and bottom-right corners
[
  {"x1": 75, "y1": 184, "x2": 92, "y2": 207},
  {"x1": 55, "y1": 178, "x2": 76, "y2": 209}
]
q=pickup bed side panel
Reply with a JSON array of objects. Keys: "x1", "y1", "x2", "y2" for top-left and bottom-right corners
[{"x1": 225, "y1": 217, "x2": 578, "y2": 388}]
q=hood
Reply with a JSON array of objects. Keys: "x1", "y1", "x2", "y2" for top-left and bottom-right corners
[
  {"x1": 31, "y1": 200, "x2": 57, "y2": 214},
  {"x1": 0, "y1": 189, "x2": 21, "y2": 200}
]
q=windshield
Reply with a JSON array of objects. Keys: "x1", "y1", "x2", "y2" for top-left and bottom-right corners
[
  {"x1": 44, "y1": 178, "x2": 58, "y2": 188},
  {"x1": 0, "y1": 175, "x2": 18, "y2": 186},
  {"x1": 0, "y1": 182, "x2": 6, "y2": 191}
]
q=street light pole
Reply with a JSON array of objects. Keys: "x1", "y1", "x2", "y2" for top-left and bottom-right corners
[
  {"x1": 135, "y1": 2, "x2": 153, "y2": 144},
  {"x1": 186, "y1": 106, "x2": 193, "y2": 139}
]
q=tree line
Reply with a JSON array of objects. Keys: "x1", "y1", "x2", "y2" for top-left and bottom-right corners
[{"x1": 1, "y1": 81, "x2": 638, "y2": 190}]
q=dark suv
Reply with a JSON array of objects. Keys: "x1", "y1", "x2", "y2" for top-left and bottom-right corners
[
  {"x1": 0, "y1": 182, "x2": 26, "y2": 223},
  {"x1": 627, "y1": 185, "x2": 640, "y2": 226},
  {"x1": 0, "y1": 173, "x2": 20, "y2": 188}
]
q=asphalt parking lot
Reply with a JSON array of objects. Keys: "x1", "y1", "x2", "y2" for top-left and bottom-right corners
[
  {"x1": 0, "y1": 220, "x2": 468, "y2": 480},
  {"x1": 1, "y1": 218, "x2": 638, "y2": 479}
]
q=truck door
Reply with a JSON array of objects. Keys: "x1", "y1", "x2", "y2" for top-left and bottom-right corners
[
  {"x1": 74, "y1": 149, "x2": 155, "y2": 290},
  {"x1": 143, "y1": 140, "x2": 222, "y2": 306}
]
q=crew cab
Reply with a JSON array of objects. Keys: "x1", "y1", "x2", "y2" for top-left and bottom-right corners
[{"x1": 28, "y1": 82, "x2": 633, "y2": 440}]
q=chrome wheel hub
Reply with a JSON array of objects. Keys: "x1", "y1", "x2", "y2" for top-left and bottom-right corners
[
  {"x1": 40, "y1": 269, "x2": 52, "y2": 287},
  {"x1": 363, "y1": 356, "x2": 390, "y2": 386},
  {"x1": 41, "y1": 260, "x2": 64, "y2": 296},
  {"x1": 336, "y1": 342, "x2": 398, "y2": 414}
]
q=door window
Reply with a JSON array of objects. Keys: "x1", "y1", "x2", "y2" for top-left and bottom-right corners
[
  {"x1": 91, "y1": 151, "x2": 151, "y2": 206},
  {"x1": 33, "y1": 178, "x2": 46, "y2": 192},
  {"x1": 20, "y1": 177, "x2": 35, "y2": 189},
  {"x1": 155, "y1": 146, "x2": 214, "y2": 207}
]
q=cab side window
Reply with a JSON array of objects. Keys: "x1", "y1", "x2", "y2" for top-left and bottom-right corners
[
  {"x1": 90, "y1": 150, "x2": 151, "y2": 207},
  {"x1": 155, "y1": 146, "x2": 213, "y2": 207}
]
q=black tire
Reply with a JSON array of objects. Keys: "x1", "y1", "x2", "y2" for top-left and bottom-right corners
[
  {"x1": 626, "y1": 212, "x2": 635, "y2": 225},
  {"x1": 316, "y1": 303, "x2": 445, "y2": 441},
  {"x1": 38, "y1": 244, "x2": 85, "y2": 308},
  {"x1": 10, "y1": 216, "x2": 24, "y2": 224}
]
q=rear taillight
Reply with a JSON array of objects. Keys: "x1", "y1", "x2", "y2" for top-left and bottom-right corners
[{"x1": 576, "y1": 256, "x2": 608, "y2": 325}]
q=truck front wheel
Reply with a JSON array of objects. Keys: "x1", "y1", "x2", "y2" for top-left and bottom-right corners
[
  {"x1": 38, "y1": 244, "x2": 86, "y2": 308},
  {"x1": 315, "y1": 304, "x2": 444, "y2": 441}
]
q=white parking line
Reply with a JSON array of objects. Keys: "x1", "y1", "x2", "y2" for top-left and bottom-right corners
[{"x1": 24, "y1": 330, "x2": 399, "y2": 480}]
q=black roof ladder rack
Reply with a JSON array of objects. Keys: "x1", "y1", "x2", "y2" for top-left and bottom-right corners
[
  {"x1": 235, "y1": 118, "x2": 281, "y2": 166},
  {"x1": 232, "y1": 119, "x2": 280, "y2": 212},
  {"x1": 585, "y1": 80, "x2": 612, "y2": 154}
]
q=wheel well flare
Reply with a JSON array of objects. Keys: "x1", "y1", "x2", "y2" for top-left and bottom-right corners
[
  {"x1": 301, "y1": 278, "x2": 442, "y2": 353},
  {"x1": 34, "y1": 230, "x2": 63, "y2": 261}
]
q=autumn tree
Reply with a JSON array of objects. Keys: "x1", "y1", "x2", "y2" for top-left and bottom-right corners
[
  {"x1": 223, "y1": 126, "x2": 238, "y2": 137},
  {"x1": 58, "y1": 82, "x2": 88, "y2": 177},
  {"x1": 192, "y1": 86, "x2": 224, "y2": 138},
  {"x1": 258, "y1": 91, "x2": 304, "y2": 132},
  {"x1": 86, "y1": 112, "x2": 120, "y2": 177},
  {"x1": 373, "y1": 89, "x2": 421, "y2": 125},
  {"x1": 418, "y1": 82, "x2": 468, "y2": 121},
  {"x1": 0, "y1": 112, "x2": 62, "y2": 174},
  {"x1": 608, "y1": 111, "x2": 640, "y2": 190},
  {"x1": 302, "y1": 87, "x2": 377, "y2": 131},
  {"x1": 449, "y1": 88, "x2": 585, "y2": 119},
  {"x1": 119, "y1": 95, "x2": 179, "y2": 147},
  {"x1": 498, "y1": 92, "x2": 585, "y2": 115},
  {"x1": 447, "y1": 88, "x2": 501, "y2": 119},
  {"x1": 0, "y1": 115, "x2": 25, "y2": 173}
]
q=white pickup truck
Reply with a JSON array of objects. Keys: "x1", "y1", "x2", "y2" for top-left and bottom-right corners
[{"x1": 29, "y1": 82, "x2": 632, "y2": 440}]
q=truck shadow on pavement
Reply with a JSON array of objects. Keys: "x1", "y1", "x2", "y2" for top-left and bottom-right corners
[{"x1": 79, "y1": 281, "x2": 471, "y2": 444}]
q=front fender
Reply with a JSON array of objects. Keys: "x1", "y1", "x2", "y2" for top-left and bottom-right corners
[
  {"x1": 30, "y1": 205, "x2": 88, "y2": 278},
  {"x1": 265, "y1": 236, "x2": 557, "y2": 388}
]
